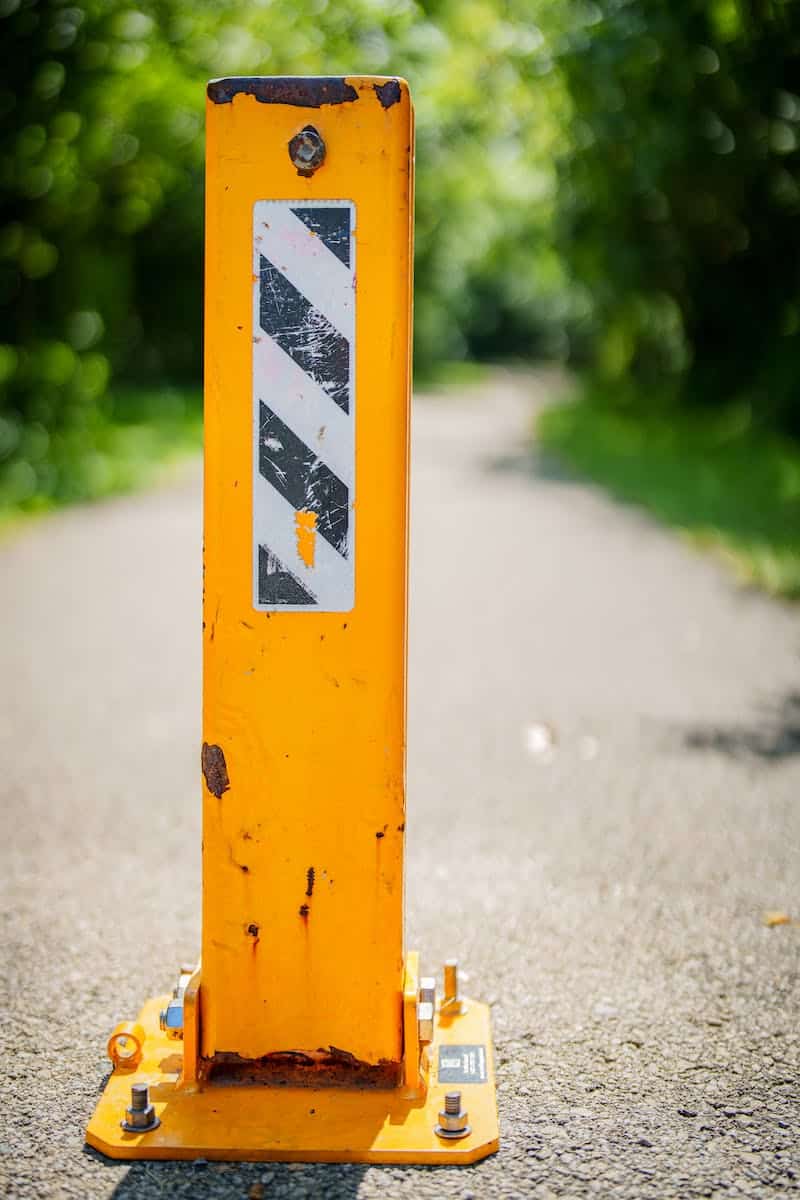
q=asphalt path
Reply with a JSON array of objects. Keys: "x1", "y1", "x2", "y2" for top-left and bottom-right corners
[{"x1": 2, "y1": 370, "x2": 799, "y2": 1199}]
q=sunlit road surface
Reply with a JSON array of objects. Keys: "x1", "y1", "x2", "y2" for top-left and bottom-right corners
[{"x1": 2, "y1": 369, "x2": 799, "y2": 1199}]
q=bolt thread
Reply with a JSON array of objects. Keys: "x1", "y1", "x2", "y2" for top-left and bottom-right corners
[
  {"x1": 130, "y1": 1083, "x2": 149, "y2": 1111},
  {"x1": 443, "y1": 959, "x2": 458, "y2": 1000},
  {"x1": 444, "y1": 1092, "x2": 461, "y2": 1115}
]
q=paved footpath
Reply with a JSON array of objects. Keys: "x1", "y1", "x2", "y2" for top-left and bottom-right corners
[{"x1": 1, "y1": 370, "x2": 799, "y2": 1199}]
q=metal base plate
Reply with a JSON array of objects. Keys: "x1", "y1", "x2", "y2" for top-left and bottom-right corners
[{"x1": 85, "y1": 995, "x2": 499, "y2": 1164}]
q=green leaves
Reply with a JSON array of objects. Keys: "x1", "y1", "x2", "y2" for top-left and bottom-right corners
[
  {"x1": 3, "y1": 0, "x2": 798, "y2": 517},
  {"x1": 1, "y1": 0, "x2": 567, "y2": 424},
  {"x1": 554, "y1": 0, "x2": 800, "y2": 431}
]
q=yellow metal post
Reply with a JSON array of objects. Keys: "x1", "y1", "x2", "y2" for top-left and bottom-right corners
[
  {"x1": 85, "y1": 76, "x2": 499, "y2": 1163},
  {"x1": 201, "y1": 74, "x2": 411, "y2": 1077}
]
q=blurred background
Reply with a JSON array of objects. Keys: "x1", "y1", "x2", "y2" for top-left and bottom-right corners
[
  {"x1": 1, "y1": 0, "x2": 799, "y2": 595},
  {"x1": 3, "y1": 7, "x2": 800, "y2": 1196}
]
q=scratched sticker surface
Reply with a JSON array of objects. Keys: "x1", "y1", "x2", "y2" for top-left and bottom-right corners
[
  {"x1": 437, "y1": 1044, "x2": 488, "y2": 1084},
  {"x1": 252, "y1": 200, "x2": 355, "y2": 611}
]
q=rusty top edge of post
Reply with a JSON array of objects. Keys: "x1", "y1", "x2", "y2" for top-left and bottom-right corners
[{"x1": 207, "y1": 77, "x2": 366, "y2": 107}]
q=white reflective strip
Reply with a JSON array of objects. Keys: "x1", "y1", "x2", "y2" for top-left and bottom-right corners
[
  {"x1": 252, "y1": 335, "x2": 352, "y2": 488},
  {"x1": 254, "y1": 202, "x2": 354, "y2": 340},
  {"x1": 252, "y1": 198, "x2": 355, "y2": 612},
  {"x1": 251, "y1": 471, "x2": 354, "y2": 610}
]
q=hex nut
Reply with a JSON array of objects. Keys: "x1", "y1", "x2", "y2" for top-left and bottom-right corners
[
  {"x1": 162, "y1": 1005, "x2": 184, "y2": 1038},
  {"x1": 434, "y1": 1091, "x2": 470, "y2": 1139},
  {"x1": 122, "y1": 1103, "x2": 159, "y2": 1132},
  {"x1": 436, "y1": 1109, "x2": 470, "y2": 1133},
  {"x1": 121, "y1": 1084, "x2": 160, "y2": 1133},
  {"x1": 418, "y1": 1000, "x2": 434, "y2": 1043},
  {"x1": 419, "y1": 976, "x2": 436, "y2": 1006}
]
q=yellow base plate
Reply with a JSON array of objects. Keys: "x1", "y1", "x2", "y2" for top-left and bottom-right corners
[{"x1": 85, "y1": 995, "x2": 499, "y2": 1164}]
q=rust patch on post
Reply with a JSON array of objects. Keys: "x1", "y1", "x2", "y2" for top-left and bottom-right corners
[
  {"x1": 202, "y1": 743, "x2": 230, "y2": 798},
  {"x1": 305, "y1": 866, "x2": 315, "y2": 897},
  {"x1": 374, "y1": 80, "x2": 401, "y2": 109},
  {"x1": 299, "y1": 903, "x2": 310, "y2": 919},
  {"x1": 202, "y1": 1047, "x2": 401, "y2": 1089},
  {"x1": 208, "y1": 77, "x2": 359, "y2": 108}
]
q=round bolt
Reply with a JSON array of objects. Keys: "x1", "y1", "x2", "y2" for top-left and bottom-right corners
[
  {"x1": 419, "y1": 975, "x2": 436, "y2": 1006},
  {"x1": 434, "y1": 1090, "x2": 471, "y2": 1140},
  {"x1": 121, "y1": 1082, "x2": 160, "y2": 1133},
  {"x1": 288, "y1": 125, "x2": 326, "y2": 175}
]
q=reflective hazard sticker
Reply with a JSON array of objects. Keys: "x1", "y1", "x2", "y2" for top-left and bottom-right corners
[
  {"x1": 252, "y1": 199, "x2": 355, "y2": 611},
  {"x1": 437, "y1": 1044, "x2": 488, "y2": 1084}
]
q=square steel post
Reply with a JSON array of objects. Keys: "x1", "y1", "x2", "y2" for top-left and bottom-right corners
[{"x1": 201, "y1": 74, "x2": 411, "y2": 1076}]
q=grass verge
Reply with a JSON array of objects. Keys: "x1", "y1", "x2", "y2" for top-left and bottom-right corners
[
  {"x1": 413, "y1": 358, "x2": 491, "y2": 390},
  {"x1": 537, "y1": 384, "x2": 800, "y2": 601},
  {"x1": 0, "y1": 362, "x2": 488, "y2": 533},
  {"x1": 0, "y1": 384, "x2": 202, "y2": 534}
]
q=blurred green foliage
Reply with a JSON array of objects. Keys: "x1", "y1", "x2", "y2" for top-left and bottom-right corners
[
  {"x1": 539, "y1": 383, "x2": 800, "y2": 599},
  {"x1": 555, "y1": 0, "x2": 800, "y2": 433},
  {"x1": 0, "y1": 0, "x2": 566, "y2": 511},
  {"x1": 2, "y1": 0, "x2": 800, "y2": 517}
]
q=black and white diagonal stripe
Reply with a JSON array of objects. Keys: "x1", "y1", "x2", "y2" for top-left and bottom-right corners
[{"x1": 252, "y1": 200, "x2": 355, "y2": 611}]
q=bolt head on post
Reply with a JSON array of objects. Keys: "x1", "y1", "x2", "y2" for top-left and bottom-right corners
[
  {"x1": 288, "y1": 125, "x2": 326, "y2": 176},
  {"x1": 434, "y1": 1091, "x2": 471, "y2": 1140},
  {"x1": 121, "y1": 1083, "x2": 160, "y2": 1133},
  {"x1": 419, "y1": 975, "x2": 436, "y2": 1006},
  {"x1": 442, "y1": 958, "x2": 462, "y2": 1014}
]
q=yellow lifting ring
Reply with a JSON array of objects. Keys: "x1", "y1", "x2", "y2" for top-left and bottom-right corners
[{"x1": 106, "y1": 1022, "x2": 145, "y2": 1070}]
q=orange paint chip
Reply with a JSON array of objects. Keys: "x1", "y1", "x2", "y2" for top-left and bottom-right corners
[
  {"x1": 295, "y1": 510, "x2": 317, "y2": 567},
  {"x1": 763, "y1": 910, "x2": 793, "y2": 927}
]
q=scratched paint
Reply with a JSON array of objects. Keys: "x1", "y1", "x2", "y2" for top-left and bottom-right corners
[{"x1": 295, "y1": 510, "x2": 318, "y2": 566}]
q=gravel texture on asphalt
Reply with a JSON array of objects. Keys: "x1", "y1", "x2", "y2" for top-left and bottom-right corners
[{"x1": 1, "y1": 371, "x2": 798, "y2": 1199}]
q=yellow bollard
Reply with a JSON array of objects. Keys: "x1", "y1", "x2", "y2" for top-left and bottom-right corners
[
  {"x1": 201, "y1": 74, "x2": 410, "y2": 1075},
  {"x1": 85, "y1": 76, "x2": 498, "y2": 1163}
]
